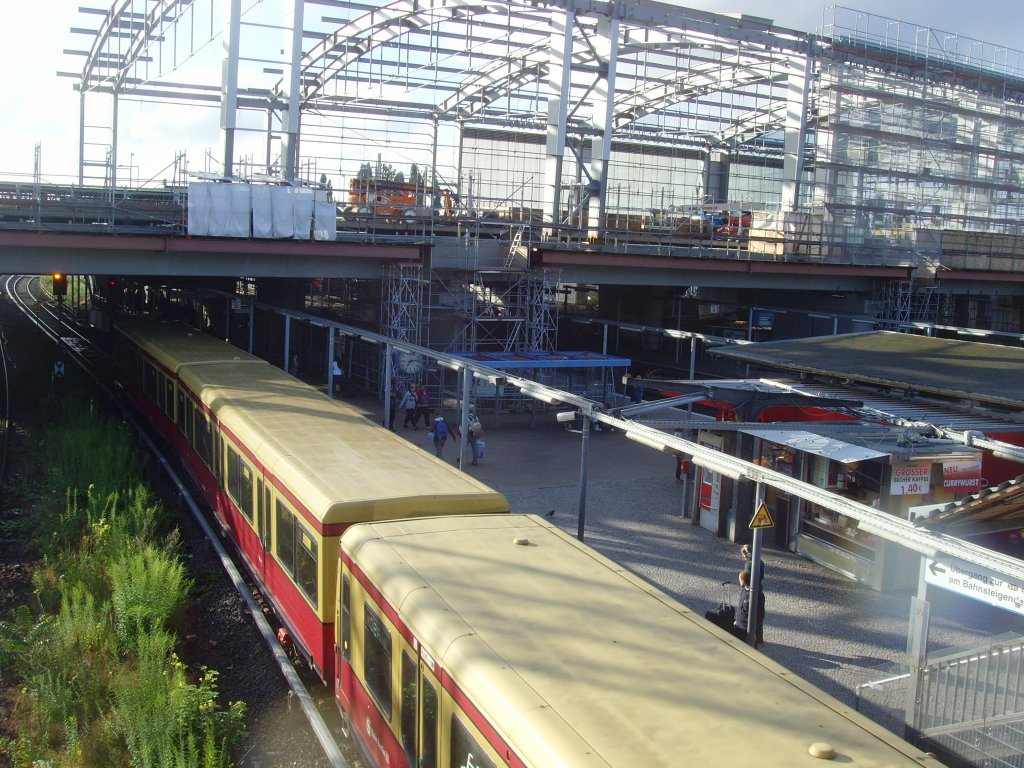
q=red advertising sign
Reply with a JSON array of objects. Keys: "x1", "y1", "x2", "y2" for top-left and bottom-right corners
[{"x1": 943, "y1": 460, "x2": 983, "y2": 492}]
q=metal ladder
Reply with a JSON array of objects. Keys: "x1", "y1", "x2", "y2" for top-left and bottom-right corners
[{"x1": 505, "y1": 225, "x2": 528, "y2": 269}]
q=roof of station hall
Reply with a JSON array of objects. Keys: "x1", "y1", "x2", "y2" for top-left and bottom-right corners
[{"x1": 710, "y1": 331, "x2": 1023, "y2": 410}]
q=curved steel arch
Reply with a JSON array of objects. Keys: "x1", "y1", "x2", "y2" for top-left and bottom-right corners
[
  {"x1": 613, "y1": 55, "x2": 788, "y2": 131},
  {"x1": 80, "y1": 0, "x2": 185, "y2": 92},
  {"x1": 298, "y1": 0, "x2": 512, "y2": 103},
  {"x1": 435, "y1": 22, "x2": 793, "y2": 143},
  {"x1": 437, "y1": 43, "x2": 548, "y2": 118}
]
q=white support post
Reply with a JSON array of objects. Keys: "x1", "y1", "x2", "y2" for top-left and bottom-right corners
[
  {"x1": 221, "y1": 0, "x2": 242, "y2": 178},
  {"x1": 749, "y1": 482, "x2": 766, "y2": 647},
  {"x1": 384, "y1": 343, "x2": 394, "y2": 427},
  {"x1": 283, "y1": 316, "x2": 291, "y2": 370},
  {"x1": 577, "y1": 414, "x2": 590, "y2": 540},
  {"x1": 780, "y1": 55, "x2": 812, "y2": 212},
  {"x1": 280, "y1": 0, "x2": 305, "y2": 182},
  {"x1": 587, "y1": 16, "x2": 619, "y2": 242},
  {"x1": 542, "y1": 7, "x2": 574, "y2": 235},
  {"x1": 327, "y1": 327, "x2": 336, "y2": 396},
  {"x1": 458, "y1": 368, "x2": 471, "y2": 469}
]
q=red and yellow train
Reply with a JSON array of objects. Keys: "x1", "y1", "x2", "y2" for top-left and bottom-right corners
[{"x1": 112, "y1": 318, "x2": 509, "y2": 681}]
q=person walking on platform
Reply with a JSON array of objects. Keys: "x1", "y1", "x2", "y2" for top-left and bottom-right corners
[
  {"x1": 413, "y1": 384, "x2": 431, "y2": 428},
  {"x1": 741, "y1": 544, "x2": 766, "y2": 582},
  {"x1": 466, "y1": 411, "x2": 483, "y2": 466},
  {"x1": 732, "y1": 569, "x2": 766, "y2": 646},
  {"x1": 400, "y1": 383, "x2": 417, "y2": 429},
  {"x1": 431, "y1": 416, "x2": 449, "y2": 458},
  {"x1": 386, "y1": 381, "x2": 401, "y2": 430}
]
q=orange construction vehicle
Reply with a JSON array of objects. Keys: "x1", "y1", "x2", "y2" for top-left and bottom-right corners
[{"x1": 345, "y1": 178, "x2": 455, "y2": 220}]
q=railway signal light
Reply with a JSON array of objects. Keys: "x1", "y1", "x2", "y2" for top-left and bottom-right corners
[{"x1": 51, "y1": 273, "x2": 68, "y2": 297}]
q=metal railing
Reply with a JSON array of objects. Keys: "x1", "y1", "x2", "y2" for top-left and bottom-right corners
[{"x1": 856, "y1": 633, "x2": 1024, "y2": 767}]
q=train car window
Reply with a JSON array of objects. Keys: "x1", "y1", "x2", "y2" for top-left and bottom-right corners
[
  {"x1": 401, "y1": 652, "x2": 417, "y2": 761},
  {"x1": 142, "y1": 360, "x2": 159, "y2": 403},
  {"x1": 185, "y1": 399, "x2": 195, "y2": 445},
  {"x1": 275, "y1": 500, "x2": 296, "y2": 579},
  {"x1": 239, "y1": 460, "x2": 253, "y2": 520},
  {"x1": 193, "y1": 409, "x2": 213, "y2": 469},
  {"x1": 176, "y1": 391, "x2": 187, "y2": 434},
  {"x1": 155, "y1": 373, "x2": 165, "y2": 413},
  {"x1": 260, "y1": 483, "x2": 271, "y2": 552},
  {"x1": 227, "y1": 449, "x2": 254, "y2": 523},
  {"x1": 273, "y1": 500, "x2": 317, "y2": 606},
  {"x1": 214, "y1": 432, "x2": 224, "y2": 487},
  {"x1": 340, "y1": 573, "x2": 351, "y2": 661},
  {"x1": 450, "y1": 718, "x2": 495, "y2": 768},
  {"x1": 295, "y1": 527, "x2": 318, "y2": 608},
  {"x1": 421, "y1": 679, "x2": 438, "y2": 768},
  {"x1": 363, "y1": 606, "x2": 393, "y2": 720},
  {"x1": 163, "y1": 377, "x2": 174, "y2": 419}
]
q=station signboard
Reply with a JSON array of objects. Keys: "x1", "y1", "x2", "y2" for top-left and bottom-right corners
[{"x1": 925, "y1": 558, "x2": 1024, "y2": 617}]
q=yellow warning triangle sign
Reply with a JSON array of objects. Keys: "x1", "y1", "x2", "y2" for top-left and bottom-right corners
[{"x1": 749, "y1": 501, "x2": 775, "y2": 529}]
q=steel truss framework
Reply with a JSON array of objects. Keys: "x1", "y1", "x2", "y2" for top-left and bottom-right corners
[
  {"x1": 72, "y1": 0, "x2": 1024, "y2": 239},
  {"x1": 69, "y1": 0, "x2": 1024, "y2": 340}
]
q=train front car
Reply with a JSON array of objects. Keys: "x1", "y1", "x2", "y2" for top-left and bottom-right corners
[
  {"x1": 113, "y1": 319, "x2": 508, "y2": 682},
  {"x1": 338, "y1": 514, "x2": 945, "y2": 768}
]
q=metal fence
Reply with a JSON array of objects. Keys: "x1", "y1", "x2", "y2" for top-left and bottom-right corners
[{"x1": 856, "y1": 633, "x2": 1024, "y2": 768}]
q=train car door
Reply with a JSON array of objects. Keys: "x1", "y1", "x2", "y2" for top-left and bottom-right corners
[
  {"x1": 417, "y1": 656, "x2": 441, "y2": 768},
  {"x1": 256, "y1": 477, "x2": 271, "y2": 577},
  {"x1": 401, "y1": 648, "x2": 439, "y2": 768}
]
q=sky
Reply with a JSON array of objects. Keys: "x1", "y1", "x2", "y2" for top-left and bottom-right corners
[{"x1": 1, "y1": 0, "x2": 1023, "y2": 185}]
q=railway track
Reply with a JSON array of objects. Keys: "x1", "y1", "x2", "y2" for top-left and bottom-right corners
[{"x1": 0, "y1": 276, "x2": 354, "y2": 767}]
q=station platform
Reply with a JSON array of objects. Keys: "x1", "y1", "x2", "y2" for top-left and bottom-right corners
[{"x1": 348, "y1": 392, "x2": 1024, "y2": 712}]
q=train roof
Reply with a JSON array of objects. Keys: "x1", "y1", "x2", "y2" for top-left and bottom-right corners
[
  {"x1": 115, "y1": 318, "x2": 270, "y2": 372},
  {"x1": 343, "y1": 514, "x2": 943, "y2": 768},
  {"x1": 118, "y1": 321, "x2": 508, "y2": 526}
]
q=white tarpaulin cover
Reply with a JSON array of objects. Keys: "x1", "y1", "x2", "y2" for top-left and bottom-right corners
[
  {"x1": 251, "y1": 186, "x2": 277, "y2": 238},
  {"x1": 273, "y1": 187, "x2": 296, "y2": 238},
  {"x1": 188, "y1": 182, "x2": 333, "y2": 240},
  {"x1": 188, "y1": 182, "x2": 250, "y2": 237},
  {"x1": 187, "y1": 182, "x2": 211, "y2": 236},
  {"x1": 313, "y1": 194, "x2": 337, "y2": 241},
  {"x1": 291, "y1": 187, "x2": 314, "y2": 239}
]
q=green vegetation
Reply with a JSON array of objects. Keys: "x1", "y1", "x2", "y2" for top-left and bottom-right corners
[{"x1": 0, "y1": 397, "x2": 246, "y2": 767}]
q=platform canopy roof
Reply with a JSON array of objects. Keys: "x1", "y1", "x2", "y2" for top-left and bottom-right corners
[
  {"x1": 711, "y1": 331, "x2": 1024, "y2": 410},
  {"x1": 454, "y1": 350, "x2": 631, "y2": 369},
  {"x1": 740, "y1": 428, "x2": 891, "y2": 464}
]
